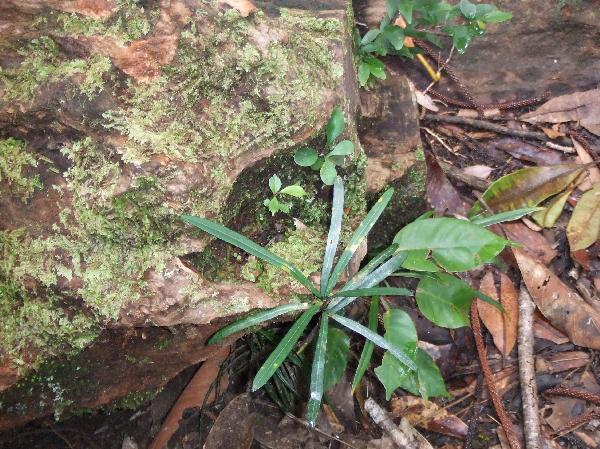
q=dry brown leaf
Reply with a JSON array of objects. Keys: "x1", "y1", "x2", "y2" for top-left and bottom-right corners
[
  {"x1": 477, "y1": 270, "x2": 519, "y2": 356},
  {"x1": 426, "y1": 154, "x2": 470, "y2": 216},
  {"x1": 500, "y1": 222, "x2": 557, "y2": 266},
  {"x1": 514, "y1": 248, "x2": 600, "y2": 349},
  {"x1": 572, "y1": 138, "x2": 600, "y2": 190},
  {"x1": 462, "y1": 165, "x2": 493, "y2": 180},
  {"x1": 521, "y1": 89, "x2": 600, "y2": 136},
  {"x1": 567, "y1": 183, "x2": 600, "y2": 251},
  {"x1": 389, "y1": 396, "x2": 468, "y2": 439},
  {"x1": 535, "y1": 351, "x2": 589, "y2": 374},
  {"x1": 493, "y1": 138, "x2": 570, "y2": 165},
  {"x1": 533, "y1": 312, "x2": 569, "y2": 344},
  {"x1": 415, "y1": 90, "x2": 439, "y2": 112}
]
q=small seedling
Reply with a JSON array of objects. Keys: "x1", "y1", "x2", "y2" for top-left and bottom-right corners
[
  {"x1": 263, "y1": 174, "x2": 306, "y2": 216},
  {"x1": 356, "y1": 0, "x2": 512, "y2": 87},
  {"x1": 293, "y1": 107, "x2": 354, "y2": 185}
]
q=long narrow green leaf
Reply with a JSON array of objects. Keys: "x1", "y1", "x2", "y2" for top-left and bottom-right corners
[
  {"x1": 321, "y1": 177, "x2": 344, "y2": 295},
  {"x1": 330, "y1": 313, "x2": 417, "y2": 371},
  {"x1": 307, "y1": 313, "x2": 328, "y2": 427},
  {"x1": 325, "y1": 188, "x2": 395, "y2": 295},
  {"x1": 328, "y1": 251, "x2": 407, "y2": 312},
  {"x1": 351, "y1": 297, "x2": 379, "y2": 393},
  {"x1": 252, "y1": 304, "x2": 320, "y2": 391},
  {"x1": 471, "y1": 207, "x2": 543, "y2": 227},
  {"x1": 208, "y1": 303, "x2": 310, "y2": 344},
  {"x1": 345, "y1": 243, "x2": 399, "y2": 289},
  {"x1": 333, "y1": 287, "x2": 412, "y2": 298},
  {"x1": 182, "y1": 215, "x2": 320, "y2": 297}
]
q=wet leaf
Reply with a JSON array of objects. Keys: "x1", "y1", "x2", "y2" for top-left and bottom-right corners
[
  {"x1": 514, "y1": 248, "x2": 600, "y2": 349},
  {"x1": 323, "y1": 327, "x2": 350, "y2": 392},
  {"x1": 307, "y1": 314, "x2": 328, "y2": 427},
  {"x1": 477, "y1": 270, "x2": 518, "y2": 356},
  {"x1": 389, "y1": 396, "x2": 468, "y2": 439},
  {"x1": 531, "y1": 188, "x2": 572, "y2": 228},
  {"x1": 469, "y1": 164, "x2": 584, "y2": 217},
  {"x1": 567, "y1": 183, "x2": 600, "y2": 251},
  {"x1": 521, "y1": 88, "x2": 600, "y2": 136}
]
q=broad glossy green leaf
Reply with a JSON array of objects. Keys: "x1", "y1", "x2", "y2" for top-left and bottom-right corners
[
  {"x1": 320, "y1": 158, "x2": 337, "y2": 185},
  {"x1": 361, "y1": 29, "x2": 381, "y2": 45},
  {"x1": 358, "y1": 62, "x2": 371, "y2": 87},
  {"x1": 333, "y1": 287, "x2": 412, "y2": 298},
  {"x1": 208, "y1": 303, "x2": 311, "y2": 344},
  {"x1": 351, "y1": 297, "x2": 379, "y2": 393},
  {"x1": 326, "y1": 188, "x2": 394, "y2": 295},
  {"x1": 182, "y1": 215, "x2": 320, "y2": 297},
  {"x1": 280, "y1": 185, "x2": 306, "y2": 198},
  {"x1": 393, "y1": 217, "x2": 510, "y2": 271},
  {"x1": 323, "y1": 327, "x2": 350, "y2": 391},
  {"x1": 307, "y1": 313, "x2": 328, "y2": 427},
  {"x1": 321, "y1": 177, "x2": 344, "y2": 295},
  {"x1": 483, "y1": 10, "x2": 512, "y2": 23},
  {"x1": 567, "y1": 183, "x2": 600, "y2": 251},
  {"x1": 265, "y1": 197, "x2": 281, "y2": 215},
  {"x1": 415, "y1": 273, "x2": 473, "y2": 328},
  {"x1": 294, "y1": 147, "x2": 318, "y2": 167},
  {"x1": 401, "y1": 249, "x2": 439, "y2": 272},
  {"x1": 269, "y1": 175, "x2": 281, "y2": 194},
  {"x1": 532, "y1": 190, "x2": 571, "y2": 228},
  {"x1": 329, "y1": 140, "x2": 354, "y2": 157},
  {"x1": 472, "y1": 206, "x2": 543, "y2": 227},
  {"x1": 459, "y1": 0, "x2": 477, "y2": 19},
  {"x1": 253, "y1": 304, "x2": 320, "y2": 391},
  {"x1": 326, "y1": 107, "x2": 344, "y2": 146},
  {"x1": 383, "y1": 24, "x2": 404, "y2": 51},
  {"x1": 469, "y1": 164, "x2": 584, "y2": 217},
  {"x1": 330, "y1": 313, "x2": 417, "y2": 371}
]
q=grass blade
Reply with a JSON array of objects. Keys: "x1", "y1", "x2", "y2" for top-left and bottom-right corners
[
  {"x1": 182, "y1": 215, "x2": 320, "y2": 297},
  {"x1": 321, "y1": 177, "x2": 344, "y2": 295},
  {"x1": 330, "y1": 313, "x2": 417, "y2": 371},
  {"x1": 351, "y1": 297, "x2": 379, "y2": 393},
  {"x1": 208, "y1": 303, "x2": 310, "y2": 344},
  {"x1": 325, "y1": 188, "x2": 395, "y2": 295},
  {"x1": 328, "y1": 251, "x2": 408, "y2": 312},
  {"x1": 471, "y1": 207, "x2": 543, "y2": 227},
  {"x1": 345, "y1": 243, "x2": 398, "y2": 289},
  {"x1": 252, "y1": 304, "x2": 320, "y2": 391},
  {"x1": 307, "y1": 313, "x2": 328, "y2": 427},
  {"x1": 333, "y1": 287, "x2": 412, "y2": 298}
]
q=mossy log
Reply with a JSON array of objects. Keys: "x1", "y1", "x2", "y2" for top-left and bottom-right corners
[{"x1": 0, "y1": 0, "x2": 424, "y2": 428}]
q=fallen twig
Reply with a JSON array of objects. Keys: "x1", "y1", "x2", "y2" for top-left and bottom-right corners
[
  {"x1": 365, "y1": 397, "x2": 433, "y2": 449},
  {"x1": 424, "y1": 114, "x2": 556, "y2": 143},
  {"x1": 518, "y1": 286, "x2": 542, "y2": 449},
  {"x1": 471, "y1": 302, "x2": 522, "y2": 449}
]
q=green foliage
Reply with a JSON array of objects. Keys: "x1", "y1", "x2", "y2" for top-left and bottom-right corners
[
  {"x1": 0, "y1": 138, "x2": 41, "y2": 202},
  {"x1": 355, "y1": 0, "x2": 512, "y2": 87},
  {"x1": 293, "y1": 107, "x2": 355, "y2": 185},
  {"x1": 264, "y1": 175, "x2": 307, "y2": 216},
  {"x1": 183, "y1": 176, "x2": 512, "y2": 425}
]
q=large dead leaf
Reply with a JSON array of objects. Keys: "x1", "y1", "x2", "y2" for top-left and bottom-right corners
[
  {"x1": 426, "y1": 154, "x2": 470, "y2": 216},
  {"x1": 572, "y1": 138, "x2": 600, "y2": 189},
  {"x1": 567, "y1": 183, "x2": 600, "y2": 251},
  {"x1": 477, "y1": 270, "x2": 519, "y2": 356},
  {"x1": 514, "y1": 249, "x2": 600, "y2": 349},
  {"x1": 535, "y1": 351, "x2": 589, "y2": 374},
  {"x1": 493, "y1": 138, "x2": 570, "y2": 166},
  {"x1": 521, "y1": 89, "x2": 600, "y2": 136},
  {"x1": 533, "y1": 312, "x2": 569, "y2": 344},
  {"x1": 470, "y1": 164, "x2": 584, "y2": 216},
  {"x1": 500, "y1": 222, "x2": 557, "y2": 266},
  {"x1": 389, "y1": 396, "x2": 468, "y2": 439}
]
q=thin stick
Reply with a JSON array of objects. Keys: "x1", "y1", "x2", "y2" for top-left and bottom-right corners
[
  {"x1": 518, "y1": 286, "x2": 542, "y2": 449},
  {"x1": 471, "y1": 302, "x2": 522, "y2": 449},
  {"x1": 365, "y1": 397, "x2": 432, "y2": 449},
  {"x1": 423, "y1": 114, "x2": 552, "y2": 142}
]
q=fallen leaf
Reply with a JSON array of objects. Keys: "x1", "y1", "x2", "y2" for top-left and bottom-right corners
[
  {"x1": 389, "y1": 396, "x2": 468, "y2": 439},
  {"x1": 572, "y1": 138, "x2": 600, "y2": 190},
  {"x1": 521, "y1": 89, "x2": 600, "y2": 136},
  {"x1": 219, "y1": 0, "x2": 257, "y2": 16},
  {"x1": 533, "y1": 312, "x2": 569, "y2": 344},
  {"x1": 514, "y1": 248, "x2": 600, "y2": 349},
  {"x1": 462, "y1": 165, "x2": 493, "y2": 180},
  {"x1": 531, "y1": 188, "x2": 573, "y2": 228},
  {"x1": 535, "y1": 351, "x2": 589, "y2": 374},
  {"x1": 567, "y1": 183, "x2": 600, "y2": 251},
  {"x1": 493, "y1": 138, "x2": 570, "y2": 165},
  {"x1": 416, "y1": 90, "x2": 439, "y2": 112},
  {"x1": 426, "y1": 153, "x2": 470, "y2": 216},
  {"x1": 204, "y1": 394, "x2": 255, "y2": 449},
  {"x1": 541, "y1": 127, "x2": 565, "y2": 139},
  {"x1": 470, "y1": 164, "x2": 584, "y2": 216},
  {"x1": 500, "y1": 222, "x2": 557, "y2": 266},
  {"x1": 477, "y1": 270, "x2": 519, "y2": 356}
]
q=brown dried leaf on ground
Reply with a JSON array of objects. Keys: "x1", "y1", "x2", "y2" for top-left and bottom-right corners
[
  {"x1": 148, "y1": 345, "x2": 230, "y2": 449},
  {"x1": 426, "y1": 153, "x2": 470, "y2": 216},
  {"x1": 567, "y1": 183, "x2": 600, "y2": 251},
  {"x1": 514, "y1": 249, "x2": 600, "y2": 349},
  {"x1": 493, "y1": 138, "x2": 570, "y2": 166},
  {"x1": 477, "y1": 270, "x2": 519, "y2": 356},
  {"x1": 389, "y1": 396, "x2": 468, "y2": 439},
  {"x1": 462, "y1": 165, "x2": 493, "y2": 180},
  {"x1": 521, "y1": 89, "x2": 600, "y2": 136},
  {"x1": 499, "y1": 222, "x2": 557, "y2": 266},
  {"x1": 571, "y1": 139, "x2": 600, "y2": 189},
  {"x1": 535, "y1": 351, "x2": 589, "y2": 374},
  {"x1": 204, "y1": 394, "x2": 255, "y2": 449},
  {"x1": 533, "y1": 312, "x2": 569, "y2": 344}
]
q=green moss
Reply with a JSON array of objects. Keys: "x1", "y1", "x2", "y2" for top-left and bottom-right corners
[
  {"x1": 109, "y1": 388, "x2": 160, "y2": 411},
  {"x1": 0, "y1": 138, "x2": 41, "y2": 201},
  {"x1": 415, "y1": 147, "x2": 425, "y2": 161},
  {"x1": 0, "y1": 37, "x2": 112, "y2": 105}
]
